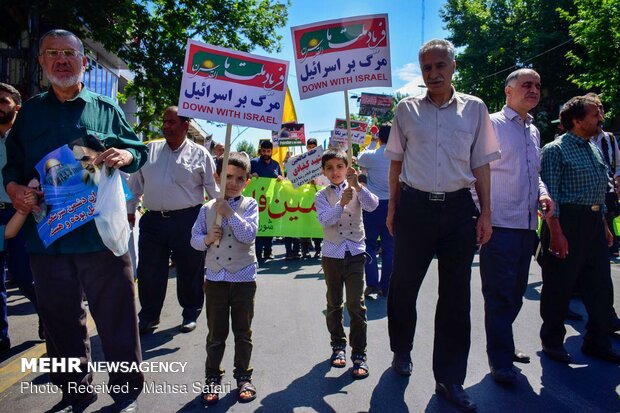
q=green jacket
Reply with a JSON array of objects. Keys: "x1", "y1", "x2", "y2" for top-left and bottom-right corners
[{"x1": 3, "y1": 86, "x2": 148, "y2": 254}]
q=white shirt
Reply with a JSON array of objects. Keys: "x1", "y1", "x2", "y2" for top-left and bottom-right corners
[{"x1": 128, "y1": 139, "x2": 217, "y2": 212}]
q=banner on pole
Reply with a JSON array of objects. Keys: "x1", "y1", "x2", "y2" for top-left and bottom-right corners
[
  {"x1": 291, "y1": 14, "x2": 391, "y2": 99},
  {"x1": 178, "y1": 40, "x2": 289, "y2": 130},
  {"x1": 359, "y1": 92, "x2": 392, "y2": 116},
  {"x1": 331, "y1": 119, "x2": 368, "y2": 144},
  {"x1": 273, "y1": 122, "x2": 306, "y2": 147},
  {"x1": 284, "y1": 146, "x2": 324, "y2": 188}
]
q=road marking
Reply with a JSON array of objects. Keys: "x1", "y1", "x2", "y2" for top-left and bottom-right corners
[{"x1": 0, "y1": 312, "x2": 96, "y2": 395}]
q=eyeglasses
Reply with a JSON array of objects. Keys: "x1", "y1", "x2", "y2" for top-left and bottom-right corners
[{"x1": 41, "y1": 49, "x2": 82, "y2": 58}]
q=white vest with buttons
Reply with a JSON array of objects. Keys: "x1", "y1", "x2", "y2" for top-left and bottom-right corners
[
  {"x1": 321, "y1": 185, "x2": 365, "y2": 244},
  {"x1": 204, "y1": 197, "x2": 256, "y2": 273}
]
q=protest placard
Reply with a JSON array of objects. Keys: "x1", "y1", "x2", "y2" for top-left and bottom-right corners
[
  {"x1": 291, "y1": 14, "x2": 391, "y2": 100},
  {"x1": 359, "y1": 92, "x2": 392, "y2": 116},
  {"x1": 284, "y1": 146, "x2": 324, "y2": 187},
  {"x1": 244, "y1": 178, "x2": 324, "y2": 238},
  {"x1": 331, "y1": 119, "x2": 368, "y2": 144},
  {"x1": 178, "y1": 40, "x2": 289, "y2": 130},
  {"x1": 273, "y1": 122, "x2": 306, "y2": 147}
]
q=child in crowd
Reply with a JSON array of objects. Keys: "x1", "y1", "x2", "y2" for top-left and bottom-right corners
[
  {"x1": 190, "y1": 152, "x2": 259, "y2": 405},
  {"x1": 1, "y1": 183, "x2": 38, "y2": 245},
  {"x1": 314, "y1": 149, "x2": 379, "y2": 379}
]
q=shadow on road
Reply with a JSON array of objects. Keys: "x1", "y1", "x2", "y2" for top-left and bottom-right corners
[
  {"x1": 139, "y1": 327, "x2": 181, "y2": 360},
  {"x1": 368, "y1": 367, "x2": 410, "y2": 412},
  {"x1": 254, "y1": 361, "x2": 352, "y2": 412}
]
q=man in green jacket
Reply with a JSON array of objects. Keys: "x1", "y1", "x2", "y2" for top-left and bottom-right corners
[{"x1": 3, "y1": 29, "x2": 147, "y2": 413}]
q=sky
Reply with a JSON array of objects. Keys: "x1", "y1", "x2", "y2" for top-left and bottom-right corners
[{"x1": 200, "y1": 0, "x2": 449, "y2": 150}]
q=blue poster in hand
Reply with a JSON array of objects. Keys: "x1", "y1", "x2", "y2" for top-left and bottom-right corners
[{"x1": 35, "y1": 135, "x2": 110, "y2": 247}]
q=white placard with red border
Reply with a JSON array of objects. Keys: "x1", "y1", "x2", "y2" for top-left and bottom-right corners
[
  {"x1": 178, "y1": 39, "x2": 289, "y2": 130},
  {"x1": 291, "y1": 14, "x2": 392, "y2": 99}
]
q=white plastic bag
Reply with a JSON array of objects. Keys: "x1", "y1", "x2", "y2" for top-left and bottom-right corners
[{"x1": 94, "y1": 167, "x2": 130, "y2": 256}]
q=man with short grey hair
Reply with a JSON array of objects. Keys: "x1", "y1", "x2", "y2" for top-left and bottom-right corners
[
  {"x1": 4, "y1": 29, "x2": 147, "y2": 413},
  {"x1": 480, "y1": 68, "x2": 554, "y2": 385},
  {"x1": 385, "y1": 38, "x2": 500, "y2": 411}
]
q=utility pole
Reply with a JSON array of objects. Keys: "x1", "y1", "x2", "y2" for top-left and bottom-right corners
[{"x1": 421, "y1": 0, "x2": 425, "y2": 43}]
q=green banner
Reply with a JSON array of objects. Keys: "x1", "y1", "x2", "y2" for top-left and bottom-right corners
[{"x1": 243, "y1": 177, "x2": 324, "y2": 238}]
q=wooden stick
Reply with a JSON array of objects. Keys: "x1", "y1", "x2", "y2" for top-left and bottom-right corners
[
  {"x1": 214, "y1": 123, "x2": 232, "y2": 246},
  {"x1": 343, "y1": 90, "x2": 353, "y2": 164}
]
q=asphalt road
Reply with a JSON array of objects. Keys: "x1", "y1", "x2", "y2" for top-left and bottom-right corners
[{"x1": 1, "y1": 241, "x2": 619, "y2": 413}]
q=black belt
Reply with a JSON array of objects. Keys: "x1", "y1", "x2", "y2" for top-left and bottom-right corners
[
  {"x1": 147, "y1": 205, "x2": 201, "y2": 218},
  {"x1": 560, "y1": 204, "x2": 602, "y2": 213},
  {"x1": 0, "y1": 202, "x2": 13, "y2": 210},
  {"x1": 401, "y1": 183, "x2": 470, "y2": 202}
]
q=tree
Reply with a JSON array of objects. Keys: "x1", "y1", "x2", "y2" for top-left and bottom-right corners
[
  {"x1": 235, "y1": 139, "x2": 256, "y2": 157},
  {"x1": 5, "y1": 0, "x2": 289, "y2": 139},
  {"x1": 559, "y1": 0, "x2": 620, "y2": 117},
  {"x1": 440, "y1": 0, "x2": 581, "y2": 143}
]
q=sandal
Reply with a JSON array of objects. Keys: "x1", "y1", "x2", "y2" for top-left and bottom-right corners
[
  {"x1": 351, "y1": 354, "x2": 369, "y2": 380},
  {"x1": 330, "y1": 346, "x2": 347, "y2": 368},
  {"x1": 201, "y1": 376, "x2": 221, "y2": 405},
  {"x1": 237, "y1": 375, "x2": 257, "y2": 403}
]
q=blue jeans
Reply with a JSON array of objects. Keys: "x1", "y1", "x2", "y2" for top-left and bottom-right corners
[
  {"x1": 479, "y1": 227, "x2": 537, "y2": 369},
  {"x1": 362, "y1": 200, "x2": 393, "y2": 294}
]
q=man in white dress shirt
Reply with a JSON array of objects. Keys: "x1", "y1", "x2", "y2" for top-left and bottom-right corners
[{"x1": 128, "y1": 106, "x2": 217, "y2": 334}]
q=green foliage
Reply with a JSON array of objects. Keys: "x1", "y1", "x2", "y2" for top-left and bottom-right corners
[
  {"x1": 559, "y1": 0, "x2": 620, "y2": 117},
  {"x1": 235, "y1": 139, "x2": 256, "y2": 156},
  {"x1": 441, "y1": 0, "x2": 582, "y2": 143},
  {"x1": 18, "y1": 0, "x2": 289, "y2": 139}
]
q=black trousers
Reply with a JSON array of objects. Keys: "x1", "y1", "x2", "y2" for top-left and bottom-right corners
[
  {"x1": 137, "y1": 206, "x2": 205, "y2": 323},
  {"x1": 540, "y1": 206, "x2": 612, "y2": 349},
  {"x1": 387, "y1": 187, "x2": 477, "y2": 384},
  {"x1": 30, "y1": 251, "x2": 143, "y2": 403},
  {"x1": 0, "y1": 206, "x2": 38, "y2": 344}
]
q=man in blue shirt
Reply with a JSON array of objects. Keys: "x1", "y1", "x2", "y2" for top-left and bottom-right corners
[
  {"x1": 357, "y1": 125, "x2": 393, "y2": 297},
  {"x1": 250, "y1": 140, "x2": 282, "y2": 260}
]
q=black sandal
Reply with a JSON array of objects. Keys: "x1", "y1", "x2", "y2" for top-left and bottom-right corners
[
  {"x1": 201, "y1": 376, "x2": 221, "y2": 405},
  {"x1": 237, "y1": 375, "x2": 257, "y2": 403},
  {"x1": 351, "y1": 354, "x2": 369, "y2": 380},
  {"x1": 330, "y1": 346, "x2": 347, "y2": 368}
]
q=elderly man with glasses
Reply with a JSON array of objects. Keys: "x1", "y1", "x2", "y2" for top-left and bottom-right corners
[{"x1": 3, "y1": 29, "x2": 147, "y2": 413}]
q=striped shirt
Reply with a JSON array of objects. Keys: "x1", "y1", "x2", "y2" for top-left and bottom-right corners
[
  {"x1": 190, "y1": 196, "x2": 258, "y2": 282},
  {"x1": 540, "y1": 131, "x2": 608, "y2": 217},
  {"x1": 315, "y1": 182, "x2": 379, "y2": 258},
  {"x1": 489, "y1": 106, "x2": 548, "y2": 230}
]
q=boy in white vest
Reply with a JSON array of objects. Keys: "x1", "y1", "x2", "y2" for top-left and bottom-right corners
[
  {"x1": 190, "y1": 152, "x2": 258, "y2": 405},
  {"x1": 315, "y1": 149, "x2": 379, "y2": 379}
]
